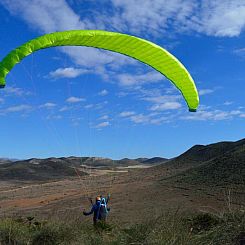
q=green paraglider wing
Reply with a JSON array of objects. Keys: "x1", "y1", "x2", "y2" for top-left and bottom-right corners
[{"x1": 0, "y1": 30, "x2": 199, "y2": 111}]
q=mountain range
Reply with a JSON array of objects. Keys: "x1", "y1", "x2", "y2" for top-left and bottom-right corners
[
  {"x1": 0, "y1": 155, "x2": 167, "y2": 181},
  {"x1": 0, "y1": 138, "x2": 244, "y2": 185}
]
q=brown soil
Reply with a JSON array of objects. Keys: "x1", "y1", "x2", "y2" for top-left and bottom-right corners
[{"x1": 0, "y1": 165, "x2": 242, "y2": 224}]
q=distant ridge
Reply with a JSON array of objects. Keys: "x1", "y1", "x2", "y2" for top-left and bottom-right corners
[{"x1": 0, "y1": 156, "x2": 165, "y2": 181}]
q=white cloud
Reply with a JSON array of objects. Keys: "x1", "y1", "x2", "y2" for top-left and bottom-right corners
[
  {"x1": 192, "y1": 1, "x2": 245, "y2": 37},
  {"x1": 150, "y1": 102, "x2": 182, "y2": 111},
  {"x1": 150, "y1": 116, "x2": 169, "y2": 125},
  {"x1": 230, "y1": 110, "x2": 242, "y2": 115},
  {"x1": 0, "y1": 0, "x2": 85, "y2": 32},
  {"x1": 109, "y1": 0, "x2": 196, "y2": 36},
  {"x1": 233, "y1": 47, "x2": 245, "y2": 57},
  {"x1": 137, "y1": 87, "x2": 181, "y2": 102},
  {"x1": 49, "y1": 67, "x2": 89, "y2": 79},
  {"x1": 3, "y1": 86, "x2": 31, "y2": 97},
  {"x1": 137, "y1": 88, "x2": 183, "y2": 113},
  {"x1": 93, "y1": 101, "x2": 109, "y2": 110},
  {"x1": 84, "y1": 104, "x2": 93, "y2": 109},
  {"x1": 46, "y1": 115, "x2": 62, "y2": 120},
  {"x1": 117, "y1": 71, "x2": 163, "y2": 87},
  {"x1": 182, "y1": 110, "x2": 215, "y2": 121},
  {"x1": 59, "y1": 105, "x2": 71, "y2": 112},
  {"x1": 224, "y1": 101, "x2": 233, "y2": 106},
  {"x1": 98, "y1": 115, "x2": 109, "y2": 120},
  {"x1": 212, "y1": 111, "x2": 231, "y2": 121},
  {"x1": 95, "y1": 121, "x2": 110, "y2": 128},
  {"x1": 63, "y1": 46, "x2": 132, "y2": 69},
  {"x1": 240, "y1": 114, "x2": 245, "y2": 118},
  {"x1": 101, "y1": 0, "x2": 245, "y2": 37},
  {"x1": 130, "y1": 114, "x2": 150, "y2": 124},
  {"x1": 39, "y1": 102, "x2": 56, "y2": 109},
  {"x1": 71, "y1": 117, "x2": 83, "y2": 127},
  {"x1": 1, "y1": 0, "x2": 245, "y2": 48},
  {"x1": 98, "y1": 89, "x2": 108, "y2": 96},
  {"x1": 142, "y1": 95, "x2": 181, "y2": 104},
  {"x1": 119, "y1": 111, "x2": 135, "y2": 117},
  {"x1": 66, "y1": 96, "x2": 85, "y2": 103},
  {"x1": 116, "y1": 91, "x2": 129, "y2": 98},
  {"x1": 120, "y1": 111, "x2": 171, "y2": 125},
  {"x1": 181, "y1": 108, "x2": 244, "y2": 121},
  {"x1": 199, "y1": 89, "x2": 214, "y2": 96},
  {"x1": 3, "y1": 104, "x2": 32, "y2": 113}
]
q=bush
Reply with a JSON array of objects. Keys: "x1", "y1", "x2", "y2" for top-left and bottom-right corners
[
  {"x1": 0, "y1": 218, "x2": 31, "y2": 244},
  {"x1": 187, "y1": 213, "x2": 220, "y2": 233},
  {"x1": 31, "y1": 225, "x2": 60, "y2": 245}
]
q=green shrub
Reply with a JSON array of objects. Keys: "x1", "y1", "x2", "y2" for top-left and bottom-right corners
[
  {"x1": 187, "y1": 213, "x2": 220, "y2": 233},
  {"x1": 31, "y1": 225, "x2": 60, "y2": 245},
  {"x1": 0, "y1": 218, "x2": 31, "y2": 244}
]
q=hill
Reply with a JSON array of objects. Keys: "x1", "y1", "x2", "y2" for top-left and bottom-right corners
[
  {"x1": 0, "y1": 157, "x2": 87, "y2": 181},
  {"x1": 175, "y1": 138, "x2": 245, "y2": 163},
  {"x1": 152, "y1": 138, "x2": 244, "y2": 173},
  {"x1": 0, "y1": 158, "x2": 14, "y2": 164},
  {"x1": 154, "y1": 138, "x2": 245, "y2": 189},
  {"x1": 175, "y1": 139, "x2": 245, "y2": 187},
  {"x1": 0, "y1": 156, "x2": 165, "y2": 181}
]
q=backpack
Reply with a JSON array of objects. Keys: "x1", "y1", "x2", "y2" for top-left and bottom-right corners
[{"x1": 99, "y1": 198, "x2": 109, "y2": 219}]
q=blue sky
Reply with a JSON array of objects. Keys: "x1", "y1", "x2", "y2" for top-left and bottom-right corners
[{"x1": 0, "y1": 0, "x2": 244, "y2": 160}]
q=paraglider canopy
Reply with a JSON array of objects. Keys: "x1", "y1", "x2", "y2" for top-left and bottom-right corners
[{"x1": 0, "y1": 30, "x2": 199, "y2": 111}]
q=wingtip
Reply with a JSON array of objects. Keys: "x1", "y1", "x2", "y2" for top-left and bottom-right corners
[{"x1": 0, "y1": 78, "x2": 5, "y2": 88}]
